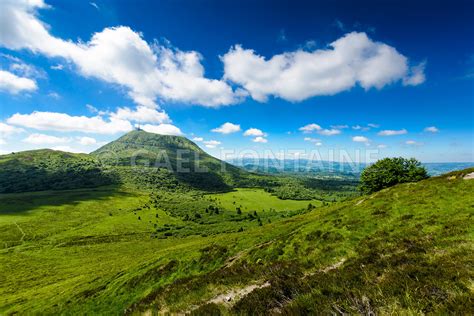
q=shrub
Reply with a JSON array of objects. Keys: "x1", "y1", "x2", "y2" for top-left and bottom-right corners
[{"x1": 359, "y1": 157, "x2": 428, "y2": 194}]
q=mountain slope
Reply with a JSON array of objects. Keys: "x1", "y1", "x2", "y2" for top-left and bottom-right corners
[
  {"x1": 92, "y1": 130, "x2": 256, "y2": 191},
  {"x1": 0, "y1": 149, "x2": 116, "y2": 193}
]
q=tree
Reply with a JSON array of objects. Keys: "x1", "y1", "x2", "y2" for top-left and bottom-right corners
[{"x1": 359, "y1": 157, "x2": 428, "y2": 194}]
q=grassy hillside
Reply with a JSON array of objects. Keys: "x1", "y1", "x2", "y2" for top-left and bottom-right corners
[
  {"x1": 0, "y1": 168, "x2": 472, "y2": 314},
  {"x1": 0, "y1": 149, "x2": 116, "y2": 193}
]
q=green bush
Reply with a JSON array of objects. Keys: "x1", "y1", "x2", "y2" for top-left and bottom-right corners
[{"x1": 359, "y1": 157, "x2": 428, "y2": 194}]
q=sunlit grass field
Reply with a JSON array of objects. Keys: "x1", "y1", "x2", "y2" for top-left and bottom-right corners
[{"x1": 209, "y1": 188, "x2": 323, "y2": 212}]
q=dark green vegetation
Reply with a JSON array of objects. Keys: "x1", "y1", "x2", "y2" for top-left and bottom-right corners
[
  {"x1": 359, "y1": 157, "x2": 429, "y2": 194},
  {"x1": 0, "y1": 131, "x2": 472, "y2": 314},
  {"x1": 0, "y1": 149, "x2": 116, "y2": 193}
]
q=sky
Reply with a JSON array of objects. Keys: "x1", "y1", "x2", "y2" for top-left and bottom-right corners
[{"x1": 0, "y1": 0, "x2": 473, "y2": 163}]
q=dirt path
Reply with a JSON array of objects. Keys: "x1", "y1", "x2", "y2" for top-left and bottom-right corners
[
  {"x1": 463, "y1": 172, "x2": 474, "y2": 179},
  {"x1": 207, "y1": 281, "x2": 271, "y2": 307}
]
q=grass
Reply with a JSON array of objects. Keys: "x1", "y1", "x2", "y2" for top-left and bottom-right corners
[
  {"x1": 0, "y1": 168, "x2": 473, "y2": 314},
  {"x1": 208, "y1": 188, "x2": 323, "y2": 212}
]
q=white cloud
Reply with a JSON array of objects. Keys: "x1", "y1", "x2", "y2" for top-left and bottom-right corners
[
  {"x1": 318, "y1": 128, "x2": 341, "y2": 136},
  {"x1": 7, "y1": 111, "x2": 132, "y2": 134},
  {"x1": 243, "y1": 128, "x2": 266, "y2": 137},
  {"x1": 0, "y1": 1, "x2": 239, "y2": 107},
  {"x1": 77, "y1": 136, "x2": 97, "y2": 145},
  {"x1": 141, "y1": 124, "x2": 183, "y2": 136},
  {"x1": 0, "y1": 138, "x2": 6, "y2": 145},
  {"x1": 405, "y1": 140, "x2": 422, "y2": 146},
  {"x1": 211, "y1": 122, "x2": 241, "y2": 134},
  {"x1": 0, "y1": 70, "x2": 37, "y2": 94},
  {"x1": 377, "y1": 144, "x2": 387, "y2": 149},
  {"x1": 378, "y1": 129, "x2": 407, "y2": 136},
  {"x1": 47, "y1": 91, "x2": 60, "y2": 99},
  {"x1": 192, "y1": 137, "x2": 203, "y2": 142},
  {"x1": 252, "y1": 136, "x2": 268, "y2": 143},
  {"x1": 424, "y1": 126, "x2": 439, "y2": 133},
  {"x1": 0, "y1": 122, "x2": 24, "y2": 135},
  {"x1": 89, "y1": 2, "x2": 99, "y2": 10},
  {"x1": 305, "y1": 137, "x2": 323, "y2": 146},
  {"x1": 403, "y1": 61, "x2": 426, "y2": 86},
  {"x1": 367, "y1": 123, "x2": 380, "y2": 128},
  {"x1": 110, "y1": 106, "x2": 170, "y2": 124},
  {"x1": 23, "y1": 133, "x2": 69, "y2": 144},
  {"x1": 222, "y1": 32, "x2": 424, "y2": 102},
  {"x1": 203, "y1": 140, "x2": 221, "y2": 148},
  {"x1": 352, "y1": 136, "x2": 370, "y2": 143},
  {"x1": 299, "y1": 123, "x2": 341, "y2": 136},
  {"x1": 52, "y1": 145, "x2": 87, "y2": 153},
  {"x1": 299, "y1": 123, "x2": 321, "y2": 133}
]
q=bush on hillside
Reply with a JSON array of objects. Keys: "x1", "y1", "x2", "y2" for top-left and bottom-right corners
[{"x1": 359, "y1": 157, "x2": 428, "y2": 194}]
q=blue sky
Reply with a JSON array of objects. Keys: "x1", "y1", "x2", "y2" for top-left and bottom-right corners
[{"x1": 0, "y1": 0, "x2": 473, "y2": 162}]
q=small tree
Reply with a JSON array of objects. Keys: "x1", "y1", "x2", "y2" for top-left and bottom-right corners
[{"x1": 359, "y1": 157, "x2": 428, "y2": 194}]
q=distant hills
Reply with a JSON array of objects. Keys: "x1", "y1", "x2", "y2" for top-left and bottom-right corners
[{"x1": 229, "y1": 158, "x2": 473, "y2": 178}]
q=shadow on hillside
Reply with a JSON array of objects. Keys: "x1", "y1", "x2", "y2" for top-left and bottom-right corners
[
  {"x1": 0, "y1": 163, "x2": 119, "y2": 194},
  {"x1": 0, "y1": 185, "x2": 128, "y2": 214}
]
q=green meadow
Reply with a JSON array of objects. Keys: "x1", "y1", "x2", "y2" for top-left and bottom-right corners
[{"x1": 1, "y1": 168, "x2": 473, "y2": 314}]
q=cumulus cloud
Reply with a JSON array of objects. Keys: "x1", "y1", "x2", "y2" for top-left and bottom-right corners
[
  {"x1": 405, "y1": 140, "x2": 423, "y2": 146},
  {"x1": 0, "y1": 0, "x2": 239, "y2": 107},
  {"x1": 77, "y1": 136, "x2": 97, "y2": 145},
  {"x1": 203, "y1": 140, "x2": 221, "y2": 148},
  {"x1": 0, "y1": 122, "x2": 24, "y2": 135},
  {"x1": 0, "y1": 70, "x2": 37, "y2": 94},
  {"x1": 192, "y1": 137, "x2": 203, "y2": 142},
  {"x1": 304, "y1": 137, "x2": 322, "y2": 146},
  {"x1": 424, "y1": 126, "x2": 439, "y2": 133},
  {"x1": 23, "y1": 133, "x2": 69, "y2": 144},
  {"x1": 141, "y1": 124, "x2": 183, "y2": 136},
  {"x1": 222, "y1": 32, "x2": 424, "y2": 102},
  {"x1": 318, "y1": 128, "x2": 341, "y2": 136},
  {"x1": 378, "y1": 129, "x2": 407, "y2": 136},
  {"x1": 52, "y1": 145, "x2": 87, "y2": 153},
  {"x1": 299, "y1": 123, "x2": 322, "y2": 133},
  {"x1": 352, "y1": 136, "x2": 370, "y2": 143},
  {"x1": 211, "y1": 122, "x2": 241, "y2": 134},
  {"x1": 377, "y1": 144, "x2": 387, "y2": 149},
  {"x1": 7, "y1": 111, "x2": 133, "y2": 134},
  {"x1": 403, "y1": 61, "x2": 426, "y2": 86},
  {"x1": 299, "y1": 123, "x2": 341, "y2": 136},
  {"x1": 243, "y1": 128, "x2": 266, "y2": 137},
  {"x1": 252, "y1": 136, "x2": 268, "y2": 143},
  {"x1": 47, "y1": 91, "x2": 60, "y2": 99},
  {"x1": 110, "y1": 106, "x2": 170, "y2": 124}
]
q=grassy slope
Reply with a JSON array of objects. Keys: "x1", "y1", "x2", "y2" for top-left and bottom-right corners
[
  {"x1": 0, "y1": 169, "x2": 473, "y2": 314},
  {"x1": 0, "y1": 149, "x2": 116, "y2": 193}
]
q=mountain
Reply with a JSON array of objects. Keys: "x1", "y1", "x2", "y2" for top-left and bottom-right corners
[{"x1": 91, "y1": 130, "x2": 257, "y2": 191}]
